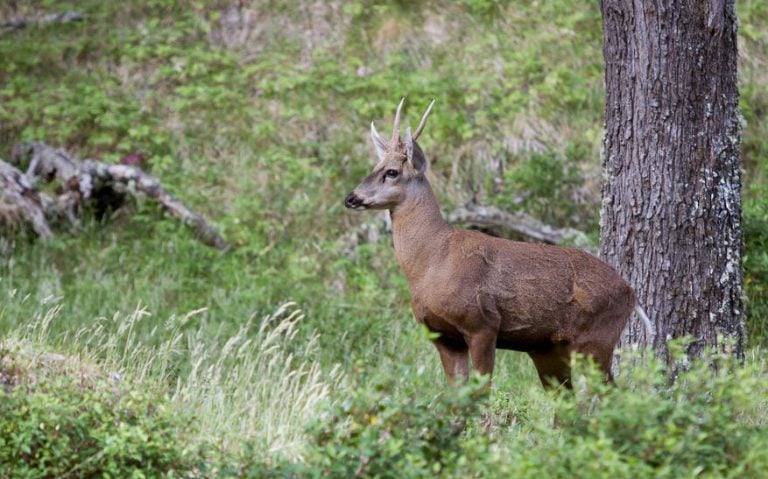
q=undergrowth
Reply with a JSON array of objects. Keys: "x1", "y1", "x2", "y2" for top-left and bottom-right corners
[
  {"x1": 3, "y1": 323, "x2": 767, "y2": 477},
  {"x1": 1, "y1": 0, "x2": 767, "y2": 476},
  {"x1": 1, "y1": 300, "x2": 340, "y2": 468}
]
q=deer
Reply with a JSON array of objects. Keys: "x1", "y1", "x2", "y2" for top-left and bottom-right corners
[{"x1": 344, "y1": 99, "x2": 655, "y2": 388}]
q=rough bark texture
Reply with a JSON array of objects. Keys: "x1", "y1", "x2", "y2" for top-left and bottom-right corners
[{"x1": 600, "y1": 0, "x2": 745, "y2": 360}]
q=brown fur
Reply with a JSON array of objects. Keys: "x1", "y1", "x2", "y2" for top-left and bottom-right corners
[{"x1": 345, "y1": 103, "x2": 635, "y2": 388}]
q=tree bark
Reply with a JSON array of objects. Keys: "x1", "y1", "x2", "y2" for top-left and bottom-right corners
[{"x1": 599, "y1": 0, "x2": 745, "y2": 361}]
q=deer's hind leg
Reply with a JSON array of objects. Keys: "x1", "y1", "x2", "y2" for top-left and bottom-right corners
[
  {"x1": 468, "y1": 330, "x2": 498, "y2": 377},
  {"x1": 528, "y1": 345, "x2": 572, "y2": 389},
  {"x1": 573, "y1": 342, "x2": 616, "y2": 383},
  {"x1": 571, "y1": 307, "x2": 632, "y2": 384},
  {"x1": 433, "y1": 337, "x2": 470, "y2": 384}
]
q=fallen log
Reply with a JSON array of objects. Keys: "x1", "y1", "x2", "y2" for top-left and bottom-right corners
[
  {"x1": 0, "y1": 161, "x2": 54, "y2": 237},
  {"x1": 1, "y1": 11, "x2": 85, "y2": 34},
  {"x1": 447, "y1": 203, "x2": 594, "y2": 251},
  {"x1": 2, "y1": 142, "x2": 229, "y2": 250}
]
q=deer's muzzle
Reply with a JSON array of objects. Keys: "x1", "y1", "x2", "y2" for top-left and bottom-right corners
[{"x1": 344, "y1": 192, "x2": 368, "y2": 210}]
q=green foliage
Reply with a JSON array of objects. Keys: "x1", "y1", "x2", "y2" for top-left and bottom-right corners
[
  {"x1": 234, "y1": 347, "x2": 768, "y2": 478},
  {"x1": 0, "y1": 345, "x2": 201, "y2": 478},
  {"x1": 298, "y1": 376, "x2": 491, "y2": 478},
  {"x1": 744, "y1": 180, "x2": 768, "y2": 344},
  {"x1": 498, "y1": 150, "x2": 586, "y2": 227},
  {"x1": 738, "y1": 0, "x2": 768, "y2": 343},
  {"x1": 1, "y1": 0, "x2": 768, "y2": 476},
  {"x1": 540, "y1": 348, "x2": 768, "y2": 478},
  {"x1": 3, "y1": 321, "x2": 768, "y2": 478}
]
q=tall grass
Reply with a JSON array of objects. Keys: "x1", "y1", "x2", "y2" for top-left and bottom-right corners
[
  {"x1": 4, "y1": 296, "x2": 342, "y2": 459},
  {"x1": 1, "y1": 2, "x2": 767, "y2": 474},
  {"x1": 176, "y1": 303, "x2": 341, "y2": 456}
]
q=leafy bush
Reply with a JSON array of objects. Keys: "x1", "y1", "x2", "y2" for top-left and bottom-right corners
[
  {"x1": 500, "y1": 347, "x2": 768, "y2": 478},
  {"x1": 744, "y1": 180, "x2": 768, "y2": 344},
  {"x1": 298, "y1": 376, "x2": 492, "y2": 478},
  {"x1": 0, "y1": 342, "x2": 202, "y2": 478},
  {"x1": 498, "y1": 150, "x2": 587, "y2": 228},
  {"x1": 228, "y1": 346, "x2": 768, "y2": 478}
]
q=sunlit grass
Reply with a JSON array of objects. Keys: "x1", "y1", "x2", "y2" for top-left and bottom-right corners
[
  {"x1": 1, "y1": 1, "x2": 767, "y2": 475},
  {"x1": 3, "y1": 298, "x2": 342, "y2": 459}
]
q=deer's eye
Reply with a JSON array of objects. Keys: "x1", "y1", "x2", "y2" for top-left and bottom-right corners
[{"x1": 384, "y1": 169, "x2": 399, "y2": 179}]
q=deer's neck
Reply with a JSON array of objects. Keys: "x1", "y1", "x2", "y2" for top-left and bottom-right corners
[{"x1": 390, "y1": 181, "x2": 451, "y2": 284}]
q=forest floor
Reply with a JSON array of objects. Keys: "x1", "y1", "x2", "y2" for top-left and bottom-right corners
[{"x1": 1, "y1": 1, "x2": 767, "y2": 476}]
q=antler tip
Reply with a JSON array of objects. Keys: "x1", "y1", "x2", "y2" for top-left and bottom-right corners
[
  {"x1": 412, "y1": 99, "x2": 436, "y2": 141},
  {"x1": 391, "y1": 97, "x2": 406, "y2": 144}
]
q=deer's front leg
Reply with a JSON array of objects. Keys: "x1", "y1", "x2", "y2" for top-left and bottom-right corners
[{"x1": 433, "y1": 338, "x2": 469, "y2": 384}]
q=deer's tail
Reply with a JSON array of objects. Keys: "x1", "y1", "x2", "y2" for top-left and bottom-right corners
[{"x1": 634, "y1": 304, "x2": 655, "y2": 339}]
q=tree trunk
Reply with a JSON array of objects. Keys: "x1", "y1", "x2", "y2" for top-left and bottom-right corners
[{"x1": 599, "y1": 0, "x2": 745, "y2": 361}]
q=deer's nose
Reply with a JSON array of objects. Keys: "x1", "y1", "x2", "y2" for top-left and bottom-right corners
[{"x1": 345, "y1": 192, "x2": 363, "y2": 209}]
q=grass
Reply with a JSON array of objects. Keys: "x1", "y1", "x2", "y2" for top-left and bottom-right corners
[
  {"x1": 1, "y1": 0, "x2": 768, "y2": 475},
  {"x1": 3, "y1": 298, "x2": 341, "y2": 461},
  {"x1": 4, "y1": 314, "x2": 767, "y2": 476}
]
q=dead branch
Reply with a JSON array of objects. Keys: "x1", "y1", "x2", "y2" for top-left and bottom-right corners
[
  {"x1": 447, "y1": 203, "x2": 594, "y2": 251},
  {"x1": 10, "y1": 141, "x2": 80, "y2": 185},
  {"x1": 1, "y1": 11, "x2": 85, "y2": 34},
  {"x1": 2, "y1": 142, "x2": 229, "y2": 250},
  {"x1": 83, "y1": 159, "x2": 230, "y2": 250},
  {"x1": 0, "y1": 161, "x2": 53, "y2": 237}
]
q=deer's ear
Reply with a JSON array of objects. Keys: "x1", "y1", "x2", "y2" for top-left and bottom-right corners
[
  {"x1": 371, "y1": 122, "x2": 388, "y2": 160},
  {"x1": 406, "y1": 127, "x2": 427, "y2": 174}
]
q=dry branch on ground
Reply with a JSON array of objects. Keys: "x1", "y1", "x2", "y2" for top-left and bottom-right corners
[
  {"x1": 447, "y1": 203, "x2": 593, "y2": 251},
  {"x1": 1, "y1": 11, "x2": 85, "y2": 35},
  {"x1": 0, "y1": 142, "x2": 228, "y2": 250}
]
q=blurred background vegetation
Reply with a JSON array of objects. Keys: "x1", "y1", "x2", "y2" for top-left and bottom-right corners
[{"x1": 1, "y1": 0, "x2": 767, "y2": 476}]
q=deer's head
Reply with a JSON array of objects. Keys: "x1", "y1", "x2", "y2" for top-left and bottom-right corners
[{"x1": 345, "y1": 98, "x2": 435, "y2": 211}]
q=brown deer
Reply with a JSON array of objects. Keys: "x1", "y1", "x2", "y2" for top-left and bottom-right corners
[{"x1": 344, "y1": 99, "x2": 654, "y2": 387}]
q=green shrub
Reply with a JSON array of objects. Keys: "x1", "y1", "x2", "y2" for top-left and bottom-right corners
[
  {"x1": 744, "y1": 181, "x2": 768, "y2": 345},
  {"x1": 234, "y1": 346, "x2": 768, "y2": 478},
  {"x1": 298, "y1": 376, "x2": 492, "y2": 478},
  {"x1": 502, "y1": 346, "x2": 768, "y2": 478},
  {"x1": 498, "y1": 150, "x2": 587, "y2": 228},
  {"x1": 0, "y1": 343, "x2": 202, "y2": 478}
]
